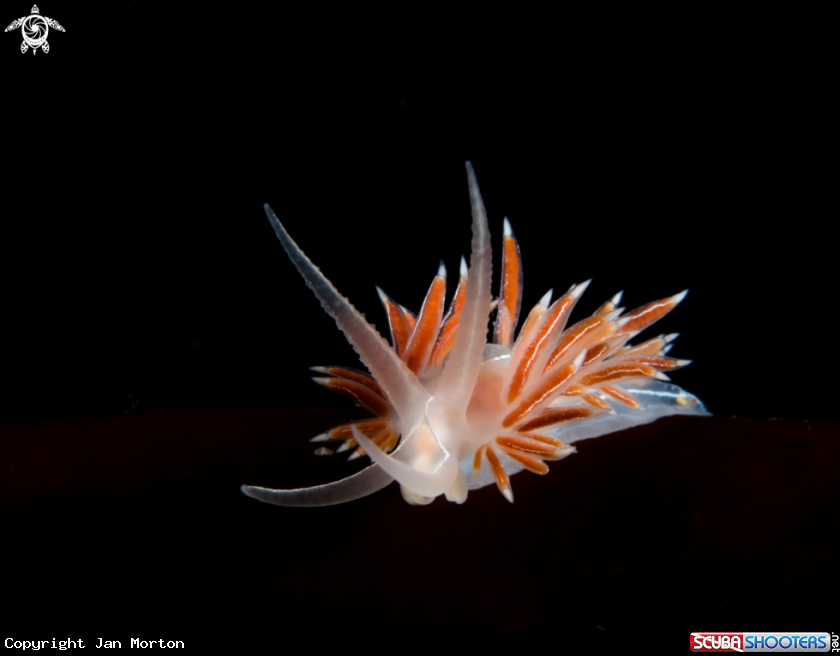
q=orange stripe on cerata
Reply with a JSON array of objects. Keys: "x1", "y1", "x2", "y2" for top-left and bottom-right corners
[
  {"x1": 323, "y1": 378, "x2": 391, "y2": 416},
  {"x1": 583, "y1": 394, "x2": 610, "y2": 408},
  {"x1": 618, "y1": 355, "x2": 679, "y2": 370},
  {"x1": 561, "y1": 384, "x2": 586, "y2": 396},
  {"x1": 626, "y1": 336, "x2": 666, "y2": 355},
  {"x1": 601, "y1": 385, "x2": 639, "y2": 407},
  {"x1": 503, "y1": 363, "x2": 576, "y2": 428},
  {"x1": 518, "y1": 432, "x2": 564, "y2": 448},
  {"x1": 514, "y1": 297, "x2": 549, "y2": 352},
  {"x1": 327, "y1": 418, "x2": 389, "y2": 439},
  {"x1": 356, "y1": 426, "x2": 399, "y2": 456},
  {"x1": 617, "y1": 298, "x2": 675, "y2": 333},
  {"x1": 499, "y1": 449, "x2": 549, "y2": 474},
  {"x1": 517, "y1": 406, "x2": 591, "y2": 432},
  {"x1": 495, "y1": 435, "x2": 557, "y2": 458},
  {"x1": 379, "y1": 426, "x2": 399, "y2": 452},
  {"x1": 384, "y1": 300, "x2": 412, "y2": 355},
  {"x1": 507, "y1": 295, "x2": 574, "y2": 403},
  {"x1": 544, "y1": 316, "x2": 606, "y2": 371},
  {"x1": 582, "y1": 342, "x2": 610, "y2": 367},
  {"x1": 324, "y1": 366, "x2": 385, "y2": 397},
  {"x1": 472, "y1": 445, "x2": 485, "y2": 479},
  {"x1": 402, "y1": 275, "x2": 446, "y2": 374},
  {"x1": 497, "y1": 235, "x2": 522, "y2": 348},
  {"x1": 484, "y1": 445, "x2": 511, "y2": 492},
  {"x1": 429, "y1": 323, "x2": 457, "y2": 367},
  {"x1": 429, "y1": 278, "x2": 466, "y2": 367},
  {"x1": 579, "y1": 363, "x2": 655, "y2": 387}
]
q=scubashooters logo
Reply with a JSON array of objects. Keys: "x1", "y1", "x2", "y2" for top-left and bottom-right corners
[
  {"x1": 690, "y1": 632, "x2": 833, "y2": 652},
  {"x1": 4, "y1": 5, "x2": 65, "y2": 55}
]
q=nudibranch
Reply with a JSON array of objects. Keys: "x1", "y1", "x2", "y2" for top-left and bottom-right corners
[{"x1": 242, "y1": 163, "x2": 708, "y2": 507}]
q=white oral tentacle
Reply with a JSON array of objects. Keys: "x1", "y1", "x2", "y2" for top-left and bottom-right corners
[
  {"x1": 351, "y1": 424, "x2": 455, "y2": 498},
  {"x1": 240, "y1": 464, "x2": 394, "y2": 507},
  {"x1": 264, "y1": 204, "x2": 430, "y2": 428}
]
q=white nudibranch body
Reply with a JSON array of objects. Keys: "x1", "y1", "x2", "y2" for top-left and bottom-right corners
[{"x1": 241, "y1": 163, "x2": 709, "y2": 507}]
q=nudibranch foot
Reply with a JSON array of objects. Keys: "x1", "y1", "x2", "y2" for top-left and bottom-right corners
[{"x1": 243, "y1": 162, "x2": 709, "y2": 508}]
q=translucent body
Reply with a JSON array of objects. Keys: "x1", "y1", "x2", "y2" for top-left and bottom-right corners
[{"x1": 241, "y1": 163, "x2": 709, "y2": 507}]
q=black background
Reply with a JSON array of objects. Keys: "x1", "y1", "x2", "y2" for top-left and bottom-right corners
[
  {"x1": 2, "y1": 2, "x2": 833, "y2": 423},
  {"x1": 2, "y1": 1, "x2": 836, "y2": 640}
]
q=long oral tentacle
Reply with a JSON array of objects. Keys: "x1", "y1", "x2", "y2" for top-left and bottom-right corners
[
  {"x1": 264, "y1": 204, "x2": 430, "y2": 427},
  {"x1": 240, "y1": 464, "x2": 394, "y2": 507},
  {"x1": 351, "y1": 424, "x2": 452, "y2": 498}
]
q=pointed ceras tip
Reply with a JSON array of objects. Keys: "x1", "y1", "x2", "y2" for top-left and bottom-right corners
[
  {"x1": 501, "y1": 486, "x2": 514, "y2": 504},
  {"x1": 605, "y1": 334, "x2": 628, "y2": 351},
  {"x1": 610, "y1": 291, "x2": 624, "y2": 306},
  {"x1": 538, "y1": 289, "x2": 553, "y2": 308},
  {"x1": 664, "y1": 332, "x2": 680, "y2": 343},
  {"x1": 674, "y1": 359, "x2": 693, "y2": 367},
  {"x1": 336, "y1": 442, "x2": 351, "y2": 454},
  {"x1": 459, "y1": 256, "x2": 468, "y2": 278},
  {"x1": 309, "y1": 366, "x2": 329, "y2": 374},
  {"x1": 437, "y1": 260, "x2": 447, "y2": 280},
  {"x1": 555, "y1": 446, "x2": 577, "y2": 460},
  {"x1": 375, "y1": 286, "x2": 389, "y2": 306},
  {"x1": 572, "y1": 349, "x2": 587, "y2": 369},
  {"x1": 309, "y1": 433, "x2": 331, "y2": 443},
  {"x1": 604, "y1": 308, "x2": 624, "y2": 322},
  {"x1": 672, "y1": 289, "x2": 688, "y2": 305},
  {"x1": 615, "y1": 315, "x2": 632, "y2": 329},
  {"x1": 503, "y1": 216, "x2": 513, "y2": 238},
  {"x1": 570, "y1": 278, "x2": 592, "y2": 300},
  {"x1": 311, "y1": 377, "x2": 332, "y2": 388},
  {"x1": 347, "y1": 449, "x2": 363, "y2": 461}
]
